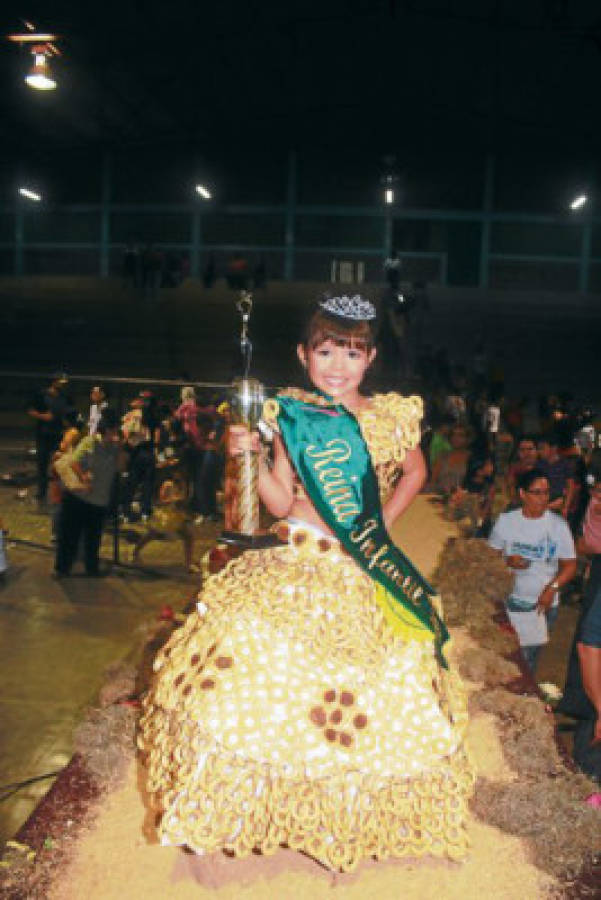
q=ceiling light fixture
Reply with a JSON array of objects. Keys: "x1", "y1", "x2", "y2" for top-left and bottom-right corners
[
  {"x1": 195, "y1": 184, "x2": 212, "y2": 200},
  {"x1": 25, "y1": 51, "x2": 56, "y2": 90},
  {"x1": 18, "y1": 187, "x2": 42, "y2": 202},
  {"x1": 7, "y1": 22, "x2": 60, "y2": 91},
  {"x1": 570, "y1": 194, "x2": 587, "y2": 211}
]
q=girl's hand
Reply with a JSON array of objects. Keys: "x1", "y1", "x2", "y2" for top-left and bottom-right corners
[{"x1": 227, "y1": 425, "x2": 261, "y2": 457}]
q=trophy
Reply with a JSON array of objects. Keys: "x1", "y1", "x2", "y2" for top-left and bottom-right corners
[{"x1": 221, "y1": 293, "x2": 277, "y2": 549}]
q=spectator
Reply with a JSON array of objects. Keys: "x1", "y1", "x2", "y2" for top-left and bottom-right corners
[
  {"x1": 174, "y1": 387, "x2": 205, "y2": 518},
  {"x1": 428, "y1": 413, "x2": 454, "y2": 469},
  {"x1": 558, "y1": 424, "x2": 589, "y2": 534},
  {"x1": 557, "y1": 453, "x2": 601, "y2": 778},
  {"x1": 49, "y1": 409, "x2": 83, "y2": 541},
  {"x1": 88, "y1": 385, "x2": 108, "y2": 436},
  {"x1": 430, "y1": 424, "x2": 471, "y2": 496},
  {"x1": 444, "y1": 385, "x2": 467, "y2": 424},
  {"x1": 488, "y1": 467, "x2": 577, "y2": 673},
  {"x1": 54, "y1": 410, "x2": 124, "y2": 578},
  {"x1": 194, "y1": 410, "x2": 220, "y2": 522},
  {"x1": 505, "y1": 434, "x2": 539, "y2": 506},
  {"x1": 27, "y1": 373, "x2": 70, "y2": 505},
  {"x1": 537, "y1": 432, "x2": 574, "y2": 517},
  {"x1": 483, "y1": 390, "x2": 503, "y2": 452},
  {"x1": 121, "y1": 393, "x2": 158, "y2": 522},
  {"x1": 130, "y1": 469, "x2": 197, "y2": 573},
  {"x1": 448, "y1": 453, "x2": 495, "y2": 537}
]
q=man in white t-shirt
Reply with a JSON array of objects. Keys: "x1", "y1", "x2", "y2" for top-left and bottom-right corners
[{"x1": 488, "y1": 467, "x2": 577, "y2": 672}]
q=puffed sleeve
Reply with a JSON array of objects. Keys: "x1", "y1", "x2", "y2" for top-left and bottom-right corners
[{"x1": 386, "y1": 393, "x2": 424, "y2": 457}]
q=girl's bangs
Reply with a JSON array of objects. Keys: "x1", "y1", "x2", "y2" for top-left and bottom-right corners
[{"x1": 306, "y1": 310, "x2": 374, "y2": 350}]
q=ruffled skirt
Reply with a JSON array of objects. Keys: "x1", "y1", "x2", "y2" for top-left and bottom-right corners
[{"x1": 139, "y1": 523, "x2": 474, "y2": 871}]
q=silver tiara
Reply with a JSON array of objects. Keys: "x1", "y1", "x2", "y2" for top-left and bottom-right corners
[{"x1": 319, "y1": 294, "x2": 377, "y2": 321}]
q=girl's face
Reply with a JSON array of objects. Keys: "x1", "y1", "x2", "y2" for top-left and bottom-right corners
[{"x1": 297, "y1": 339, "x2": 376, "y2": 407}]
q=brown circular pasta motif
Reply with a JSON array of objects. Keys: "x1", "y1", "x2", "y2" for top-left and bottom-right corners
[
  {"x1": 200, "y1": 678, "x2": 215, "y2": 690},
  {"x1": 324, "y1": 728, "x2": 337, "y2": 742},
  {"x1": 215, "y1": 656, "x2": 233, "y2": 669},
  {"x1": 329, "y1": 709, "x2": 342, "y2": 725},
  {"x1": 309, "y1": 707, "x2": 327, "y2": 727},
  {"x1": 340, "y1": 691, "x2": 354, "y2": 707},
  {"x1": 323, "y1": 689, "x2": 336, "y2": 703},
  {"x1": 353, "y1": 713, "x2": 368, "y2": 729}
]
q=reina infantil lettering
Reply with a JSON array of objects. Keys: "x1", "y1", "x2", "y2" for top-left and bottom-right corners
[{"x1": 305, "y1": 439, "x2": 360, "y2": 522}]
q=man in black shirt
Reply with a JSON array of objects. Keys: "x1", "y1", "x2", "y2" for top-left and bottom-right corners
[{"x1": 28, "y1": 373, "x2": 70, "y2": 504}]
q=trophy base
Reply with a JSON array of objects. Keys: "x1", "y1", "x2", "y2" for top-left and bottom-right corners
[{"x1": 220, "y1": 529, "x2": 280, "y2": 550}]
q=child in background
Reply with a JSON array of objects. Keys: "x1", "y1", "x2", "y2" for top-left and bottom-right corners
[{"x1": 448, "y1": 453, "x2": 495, "y2": 537}]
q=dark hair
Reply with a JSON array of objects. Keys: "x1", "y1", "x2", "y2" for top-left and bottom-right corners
[
  {"x1": 97, "y1": 408, "x2": 119, "y2": 434},
  {"x1": 517, "y1": 433, "x2": 539, "y2": 447},
  {"x1": 466, "y1": 453, "x2": 494, "y2": 481},
  {"x1": 517, "y1": 467, "x2": 548, "y2": 493},
  {"x1": 301, "y1": 296, "x2": 378, "y2": 350}
]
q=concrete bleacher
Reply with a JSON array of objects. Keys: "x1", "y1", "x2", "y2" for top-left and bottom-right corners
[{"x1": 1, "y1": 276, "x2": 600, "y2": 403}]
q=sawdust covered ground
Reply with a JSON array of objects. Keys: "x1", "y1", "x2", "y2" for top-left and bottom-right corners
[{"x1": 47, "y1": 497, "x2": 558, "y2": 899}]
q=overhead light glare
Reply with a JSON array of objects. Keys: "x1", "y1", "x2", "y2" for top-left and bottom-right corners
[
  {"x1": 195, "y1": 184, "x2": 212, "y2": 200},
  {"x1": 18, "y1": 187, "x2": 42, "y2": 202},
  {"x1": 25, "y1": 52, "x2": 56, "y2": 90},
  {"x1": 385, "y1": 188, "x2": 394, "y2": 205},
  {"x1": 570, "y1": 194, "x2": 587, "y2": 210}
]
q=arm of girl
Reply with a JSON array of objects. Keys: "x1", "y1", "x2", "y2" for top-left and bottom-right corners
[{"x1": 383, "y1": 446, "x2": 427, "y2": 529}]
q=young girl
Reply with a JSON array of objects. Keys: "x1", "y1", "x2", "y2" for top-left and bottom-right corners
[
  {"x1": 140, "y1": 295, "x2": 473, "y2": 872},
  {"x1": 130, "y1": 467, "x2": 198, "y2": 574}
]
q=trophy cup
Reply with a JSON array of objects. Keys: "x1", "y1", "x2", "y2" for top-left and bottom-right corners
[{"x1": 221, "y1": 293, "x2": 278, "y2": 549}]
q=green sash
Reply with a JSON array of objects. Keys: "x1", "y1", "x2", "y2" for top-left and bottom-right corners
[{"x1": 276, "y1": 394, "x2": 449, "y2": 667}]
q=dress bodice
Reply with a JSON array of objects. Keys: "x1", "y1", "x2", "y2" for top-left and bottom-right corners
[
  {"x1": 264, "y1": 389, "x2": 424, "y2": 505},
  {"x1": 354, "y1": 392, "x2": 423, "y2": 501}
]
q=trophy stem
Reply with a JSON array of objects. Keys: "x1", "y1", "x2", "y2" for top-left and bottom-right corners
[{"x1": 236, "y1": 451, "x2": 259, "y2": 535}]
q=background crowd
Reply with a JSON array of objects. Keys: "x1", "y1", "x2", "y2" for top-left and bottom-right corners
[{"x1": 27, "y1": 376, "x2": 230, "y2": 576}]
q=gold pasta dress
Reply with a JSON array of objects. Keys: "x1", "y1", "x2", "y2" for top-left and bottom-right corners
[{"x1": 139, "y1": 392, "x2": 473, "y2": 871}]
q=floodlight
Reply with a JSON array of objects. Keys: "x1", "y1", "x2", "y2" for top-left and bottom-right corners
[
  {"x1": 18, "y1": 187, "x2": 42, "y2": 202},
  {"x1": 570, "y1": 195, "x2": 587, "y2": 211},
  {"x1": 25, "y1": 52, "x2": 56, "y2": 90},
  {"x1": 195, "y1": 184, "x2": 212, "y2": 200},
  {"x1": 385, "y1": 188, "x2": 394, "y2": 205}
]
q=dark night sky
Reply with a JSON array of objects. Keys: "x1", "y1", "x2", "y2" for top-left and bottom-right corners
[{"x1": 2, "y1": 1, "x2": 600, "y2": 207}]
